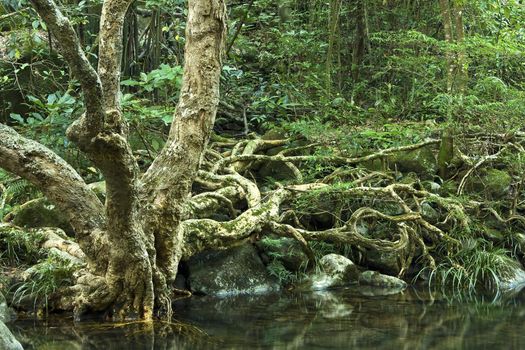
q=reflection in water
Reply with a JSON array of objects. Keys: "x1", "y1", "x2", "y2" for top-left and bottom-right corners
[{"x1": 11, "y1": 287, "x2": 525, "y2": 349}]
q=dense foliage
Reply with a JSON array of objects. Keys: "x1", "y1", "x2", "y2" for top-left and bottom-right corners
[{"x1": 1, "y1": 0, "x2": 525, "y2": 306}]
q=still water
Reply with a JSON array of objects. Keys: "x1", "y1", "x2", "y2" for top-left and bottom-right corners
[{"x1": 10, "y1": 287, "x2": 525, "y2": 349}]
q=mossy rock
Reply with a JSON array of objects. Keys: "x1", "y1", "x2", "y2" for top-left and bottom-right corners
[
  {"x1": 482, "y1": 227, "x2": 506, "y2": 243},
  {"x1": 87, "y1": 181, "x2": 106, "y2": 201},
  {"x1": 303, "y1": 254, "x2": 360, "y2": 291},
  {"x1": 483, "y1": 169, "x2": 512, "y2": 198},
  {"x1": 358, "y1": 270, "x2": 407, "y2": 290},
  {"x1": 257, "y1": 160, "x2": 299, "y2": 182},
  {"x1": 187, "y1": 244, "x2": 280, "y2": 296},
  {"x1": 8, "y1": 199, "x2": 73, "y2": 235},
  {"x1": 389, "y1": 146, "x2": 437, "y2": 179},
  {"x1": 262, "y1": 129, "x2": 287, "y2": 140},
  {"x1": 465, "y1": 168, "x2": 512, "y2": 199},
  {"x1": 421, "y1": 202, "x2": 440, "y2": 223},
  {"x1": 0, "y1": 293, "x2": 8, "y2": 323},
  {"x1": 362, "y1": 158, "x2": 385, "y2": 172},
  {"x1": 360, "y1": 249, "x2": 401, "y2": 276}
]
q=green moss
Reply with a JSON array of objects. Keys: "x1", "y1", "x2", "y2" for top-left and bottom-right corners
[
  {"x1": 463, "y1": 168, "x2": 511, "y2": 199},
  {"x1": 484, "y1": 169, "x2": 511, "y2": 198},
  {"x1": 389, "y1": 146, "x2": 437, "y2": 179}
]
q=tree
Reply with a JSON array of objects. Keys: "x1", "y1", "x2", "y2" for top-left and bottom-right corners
[
  {"x1": 439, "y1": 0, "x2": 467, "y2": 94},
  {"x1": 0, "y1": 0, "x2": 227, "y2": 319}
]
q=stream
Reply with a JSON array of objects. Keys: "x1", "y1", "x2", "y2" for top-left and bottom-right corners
[{"x1": 10, "y1": 286, "x2": 525, "y2": 349}]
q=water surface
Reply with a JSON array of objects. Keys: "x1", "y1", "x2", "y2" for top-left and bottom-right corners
[{"x1": 10, "y1": 287, "x2": 525, "y2": 349}]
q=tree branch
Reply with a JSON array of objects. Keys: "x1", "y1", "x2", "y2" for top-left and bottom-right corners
[
  {"x1": 98, "y1": 0, "x2": 134, "y2": 110},
  {"x1": 29, "y1": 0, "x2": 105, "y2": 136},
  {"x1": 0, "y1": 124, "x2": 107, "y2": 272}
]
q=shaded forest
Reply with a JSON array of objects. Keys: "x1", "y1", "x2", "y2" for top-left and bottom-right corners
[{"x1": 1, "y1": 0, "x2": 525, "y2": 332}]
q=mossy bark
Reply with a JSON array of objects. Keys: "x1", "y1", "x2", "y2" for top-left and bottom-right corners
[{"x1": 0, "y1": 0, "x2": 227, "y2": 319}]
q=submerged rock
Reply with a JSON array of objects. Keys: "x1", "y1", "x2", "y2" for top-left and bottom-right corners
[
  {"x1": 0, "y1": 322, "x2": 23, "y2": 350},
  {"x1": 358, "y1": 270, "x2": 407, "y2": 292},
  {"x1": 188, "y1": 244, "x2": 280, "y2": 297},
  {"x1": 308, "y1": 254, "x2": 360, "y2": 290}
]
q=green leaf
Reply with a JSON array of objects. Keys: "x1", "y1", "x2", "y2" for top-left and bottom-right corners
[
  {"x1": 9, "y1": 113, "x2": 24, "y2": 124},
  {"x1": 47, "y1": 94, "x2": 57, "y2": 105},
  {"x1": 161, "y1": 115, "x2": 173, "y2": 125},
  {"x1": 151, "y1": 139, "x2": 160, "y2": 151}
]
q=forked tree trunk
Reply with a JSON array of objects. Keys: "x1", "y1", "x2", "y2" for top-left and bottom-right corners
[{"x1": 0, "y1": 0, "x2": 226, "y2": 319}]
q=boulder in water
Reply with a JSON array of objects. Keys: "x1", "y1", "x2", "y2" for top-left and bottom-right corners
[
  {"x1": 0, "y1": 322, "x2": 23, "y2": 350},
  {"x1": 188, "y1": 244, "x2": 280, "y2": 297},
  {"x1": 358, "y1": 270, "x2": 407, "y2": 292}
]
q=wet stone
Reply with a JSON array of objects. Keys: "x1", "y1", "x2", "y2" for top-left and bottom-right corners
[{"x1": 187, "y1": 244, "x2": 280, "y2": 297}]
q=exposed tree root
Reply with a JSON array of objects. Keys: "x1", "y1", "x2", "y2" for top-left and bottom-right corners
[{"x1": 3, "y1": 131, "x2": 525, "y2": 316}]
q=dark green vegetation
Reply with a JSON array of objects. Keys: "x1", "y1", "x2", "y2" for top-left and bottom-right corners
[{"x1": 1, "y1": 0, "x2": 525, "y2": 319}]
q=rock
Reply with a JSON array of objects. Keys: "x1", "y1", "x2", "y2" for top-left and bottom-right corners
[
  {"x1": 422, "y1": 181, "x2": 441, "y2": 194},
  {"x1": 361, "y1": 249, "x2": 402, "y2": 276},
  {"x1": 362, "y1": 158, "x2": 385, "y2": 172},
  {"x1": 0, "y1": 322, "x2": 23, "y2": 350},
  {"x1": 320, "y1": 254, "x2": 360, "y2": 279},
  {"x1": 464, "y1": 169, "x2": 512, "y2": 199},
  {"x1": 262, "y1": 129, "x2": 287, "y2": 140},
  {"x1": 257, "y1": 160, "x2": 299, "y2": 182},
  {"x1": 188, "y1": 244, "x2": 280, "y2": 297},
  {"x1": 358, "y1": 270, "x2": 407, "y2": 291},
  {"x1": 500, "y1": 265, "x2": 525, "y2": 293},
  {"x1": 308, "y1": 254, "x2": 360, "y2": 290},
  {"x1": 390, "y1": 146, "x2": 437, "y2": 179},
  {"x1": 483, "y1": 169, "x2": 512, "y2": 198},
  {"x1": 7, "y1": 198, "x2": 73, "y2": 235},
  {"x1": 421, "y1": 202, "x2": 439, "y2": 223},
  {"x1": 0, "y1": 293, "x2": 9, "y2": 323},
  {"x1": 255, "y1": 236, "x2": 309, "y2": 271}
]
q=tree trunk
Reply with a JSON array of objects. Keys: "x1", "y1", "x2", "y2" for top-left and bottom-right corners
[
  {"x1": 351, "y1": 0, "x2": 366, "y2": 83},
  {"x1": 139, "y1": 0, "x2": 227, "y2": 312},
  {"x1": 439, "y1": 0, "x2": 455, "y2": 94},
  {"x1": 439, "y1": 0, "x2": 467, "y2": 94},
  {"x1": 0, "y1": 0, "x2": 227, "y2": 320},
  {"x1": 452, "y1": 0, "x2": 467, "y2": 93}
]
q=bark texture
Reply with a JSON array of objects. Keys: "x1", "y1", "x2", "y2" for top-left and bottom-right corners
[
  {"x1": 0, "y1": 0, "x2": 227, "y2": 319},
  {"x1": 140, "y1": 0, "x2": 227, "y2": 292}
]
